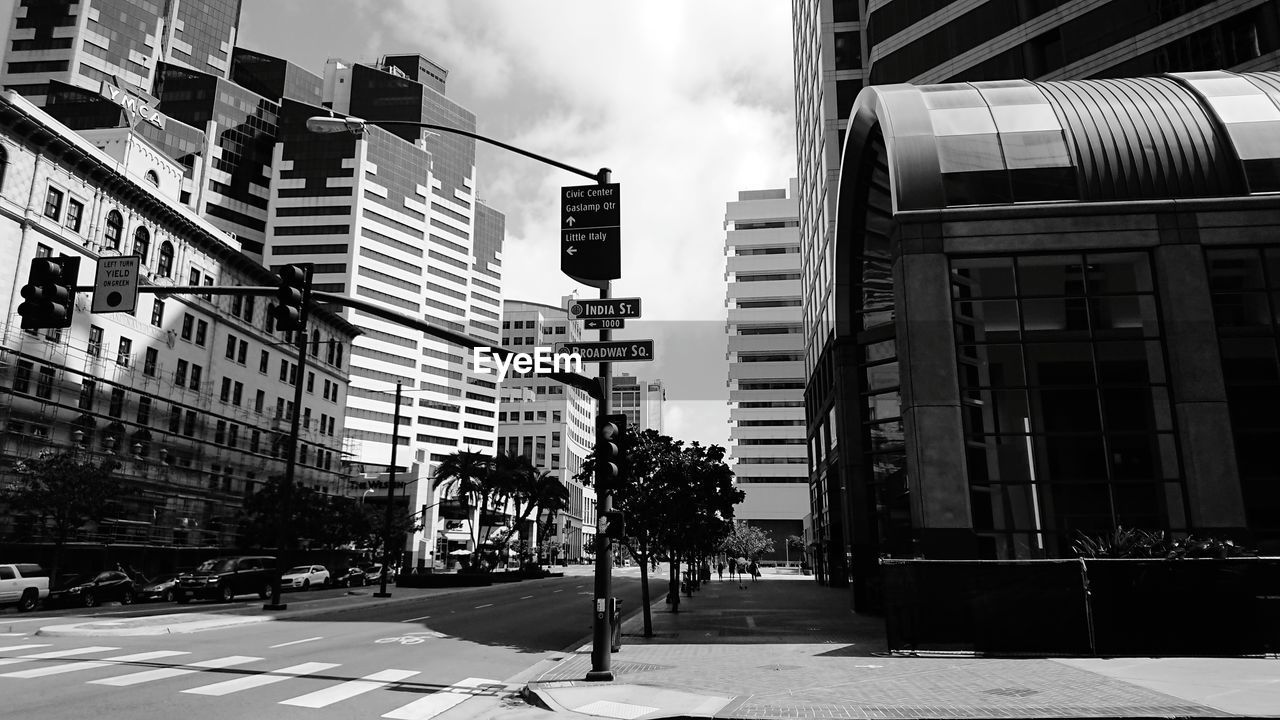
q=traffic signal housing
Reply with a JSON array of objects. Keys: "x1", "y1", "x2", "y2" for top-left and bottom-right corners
[
  {"x1": 595, "y1": 413, "x2": 630, "y2": 490},
  {"x1": 269, "y1": 263, "x2": 312, "y2": 332},
  {"x1": 18, "y1": 256, "x2": 80, "y2": 330},
  {"x1": 601, "y1": 510, "x2": 626, "y2": 541}
]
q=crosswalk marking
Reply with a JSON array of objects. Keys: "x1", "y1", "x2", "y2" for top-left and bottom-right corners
[
  {"x1": 88, "y1": 655, "x2": 261, "y2": 686},
  {"x1": 0, "y1": 646, "x2": 118, "y2": 667},
  {"x1": 279, "y1": 668, "x2": 419, "y2": 708},
  {"x1": 0, "y1": 644, "x2": 51, "y2": 653},
  {"x1": 182, "y1": 661, "x2": 340, "y2": 696},
  {"x1": 0, "y1": 650, "x2": 188, "y2": 679},
  {"x1": 382, "y1": 677, "x2": 502, "y2": 720}
]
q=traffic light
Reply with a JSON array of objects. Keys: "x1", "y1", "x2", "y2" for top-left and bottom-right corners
[
  {"x1": 269, "y1": 263, "x2": 312, "y2": 332},
  {"x1": 595, "y1": 413, "x2": 630, "y2": 488},
  {"x1": 18, "y1": 256, "x2": 80, "y2": 330},
  {"x1": 601, "y1": 510, "x2": 626, "y2": 541}
]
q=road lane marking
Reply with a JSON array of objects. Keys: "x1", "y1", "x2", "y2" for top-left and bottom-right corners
[
  {"x1": 89, "y1": 655, "x2": 261, "y2": 686},
  {"x1": 184, "y1": 661, "x2": 340, "y2": 696},
  {"x1": 270, "y1": 636, "x2": 323, "y2": 648},
  {"x1": 0, "y1": 646, "x2": 119, "y2": 667},
  {"x1": 280, "y1": 668, "x2": 419, "y2": 708},
  {"x1": 553, "y1": 589, "x2": 564, "y2": 593},
  {"x1": 399, "y1": 615, "x2": 431, "y2": 623},
  {"x1": 576, "y1": 585, "x2": 583, "y2": 588},
  {"x1": 0, "y1": 644, "x2": 50, "y2": 653},
  {"x1": 577, "y1": 591, "x2": 592, "y2": 595},
  {"x1": 0, "y1": 650, "x2": 188, "y2": 678},
  {"x1": 382, "y1": 677, "x2": 502, "y2": 719},
  {"x1": 519, "y1": 595, "x2": 533, "y2": 600},
  {"x1": 474, "y1": 603, "x2": 493, "y2": 609},
  {"x1": 0, "y1": 633, "x2": 29, "y2": 636}
]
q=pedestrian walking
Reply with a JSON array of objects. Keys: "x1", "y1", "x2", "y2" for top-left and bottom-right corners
[
  {"x1": 728, "y1": 559, "x2": 737, "y2": 581},
  {"x1": 716, "y1": 561, "x2": 724, "y2": 581},
  {"x1": 748, "y1": 560, "x2": 759, "y2": 583}
]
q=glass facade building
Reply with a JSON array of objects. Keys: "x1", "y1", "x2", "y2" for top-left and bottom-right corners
[
  {"x1": 828, "y1": 69, "x2": 1280, "y2": 610},
  {"x1": 793, "y1": 0, "x2": 1280, "y2": 603}
]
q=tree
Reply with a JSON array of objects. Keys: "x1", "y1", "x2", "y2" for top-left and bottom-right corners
[
  {"x1": 433, "y1": 450, "x2": 501, "y2": 570},
  {"x1": 3, "y1": 450, "x2": 121, "y2": 582},
  {"x1": 720, "y1": 522, "x2": 775, "y2": 561}
]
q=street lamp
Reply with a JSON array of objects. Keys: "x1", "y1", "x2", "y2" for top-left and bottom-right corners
[{"x1": 306, "y1": 112, "x2": 618, "y2": 682}]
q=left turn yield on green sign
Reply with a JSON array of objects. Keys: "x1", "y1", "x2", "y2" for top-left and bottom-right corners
[{"x1": 91, "y1": 255, "x2": 141, "y2": 314}]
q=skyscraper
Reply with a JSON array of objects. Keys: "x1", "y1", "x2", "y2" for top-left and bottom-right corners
[
  {"x1": 792, "y1": 0, "x2": 1280, "y2": 592},
  {"x1": 610, "y1": 373, "x2": 665, "y2": 433},
  {"x1": 724, "y1": 181, "x2": 809, "y2": 564},
  {"x1": 0, "y1": 0, "x2": 242, "y2": 103}
]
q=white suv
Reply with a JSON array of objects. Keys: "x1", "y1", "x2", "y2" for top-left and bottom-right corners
[{"x1": 280, "y1": 565, "x2": 330, "y2": 591}]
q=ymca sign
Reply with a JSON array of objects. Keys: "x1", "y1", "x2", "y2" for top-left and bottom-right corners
[{"x1": 101, "y1": 81, "x2": 166, "y2": 131}]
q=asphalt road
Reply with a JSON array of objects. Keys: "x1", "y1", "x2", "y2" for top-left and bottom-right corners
[{"x1": 0, "y1": 567, "x2": 669, "y2": 719}]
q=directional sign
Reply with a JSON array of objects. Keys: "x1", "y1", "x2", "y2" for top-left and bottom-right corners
[
  {"x1": 583, "y1": 318, "x2": 625, "y2": 330},
  {"x1": 568, "y1": 297, "x2": 641, "y2": 320},
  {"x1": 91, "y1": 255, "x2": 141, "y2": 313},
  {"x1": 555, "y1": 340, "x2": 655, "y2": 363},
  {"x1": 561, "y1": 183, "x2": 620, "y2": 289}
]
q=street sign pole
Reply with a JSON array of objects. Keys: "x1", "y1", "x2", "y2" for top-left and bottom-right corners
[{"x1": 587, "y1": 170, "x2": 615, "y2": 683}]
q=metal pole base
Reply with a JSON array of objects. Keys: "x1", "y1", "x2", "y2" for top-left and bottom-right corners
[
  {"x1": 584, "y1": 670, "x2": 614, "y2": 682},
  {"x1": 262, "y1": 603, "x2": 287, "y2": 611},
  {"x1": 372, "y1": 592, "x2": 391, "y2": 598}
]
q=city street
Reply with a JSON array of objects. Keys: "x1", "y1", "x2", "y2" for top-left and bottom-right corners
[{"x1": 0, "y1": 568, "x2": 667, "y2": 719}]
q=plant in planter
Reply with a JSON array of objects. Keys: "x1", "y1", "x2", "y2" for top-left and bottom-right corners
[{"x1": 1072, "y1": 526, "x2": 1254, "y2": 559}]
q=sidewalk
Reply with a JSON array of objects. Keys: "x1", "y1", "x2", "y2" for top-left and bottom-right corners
[{"x1": 522, "y1": 568, "x2": 1280, "y2": 719}]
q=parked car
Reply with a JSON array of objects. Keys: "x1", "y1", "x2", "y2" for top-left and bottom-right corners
[
  {"x1": 47, "y1": 571, "x2": 139, "y2": 608},
  {"x1": 0, "y1": 563, "x2": 49, "y2": 612},
  {"x1": 363, "y1": 564, "x2": 396, "y2": 583},
  {"x1": 137, "y1": 573, "x2": 180, "y2": 602},
  {"x1": 173, "y1": 556, "x2": 278, "y2": 603},
  {"x1": 333, "y1": 567, "x2": 366, "y2": 587},
  {"x1": 280, "y1": 565, "x2": 330, "y2": 591}
]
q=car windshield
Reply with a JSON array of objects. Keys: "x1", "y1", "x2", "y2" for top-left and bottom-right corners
[
  {"x1": 150, "y1": 574, "x2": 178, "y2": 584},
  {"x1": 195, "y1": 558, "x2": 236, "y2": 573},
  {"x1": 286, "y1": 566, "x2": 312, "y2": 574}
]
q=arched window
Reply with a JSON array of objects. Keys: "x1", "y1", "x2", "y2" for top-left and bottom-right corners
[
  {"x1": 144, "y1": 169, "x2": 159, "y2": 186},
  {"x1": 157, "y1": 241, "x2": 174, "y2": 278},
  {"x1": 133, "y1": 227, "x2": 150, "y2": 263},
  {"x1": 103, "y1": 209, "x2": 123, "y2": 250}
]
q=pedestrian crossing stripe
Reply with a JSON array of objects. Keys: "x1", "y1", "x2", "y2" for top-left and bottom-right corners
[
  {"x1": 0, "y1": 650, "x2": 189, "y2": 678},
  {"x1": 280, "y1": 668, "x2": 419, "y2": 708},
  {"x1": 0, "y1": 645, "x2": 506, "y2": 717}
]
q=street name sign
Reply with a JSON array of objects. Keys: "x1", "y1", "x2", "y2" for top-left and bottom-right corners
[
  {"x1": 583, "y1": 318, "x2": 625, "y2": 330},
  {"x1": 91, "y1": 255, "x2": 141, "y2": 313},
  {"x1": 555, "y1": 340, "x2": 655, "y2": 363},
  {"x1": 568, "y1": 297, "x2": 641, "y2": 320},
  {"x1": 561, "y1": 182, "x2": 620, "y2": 289}
]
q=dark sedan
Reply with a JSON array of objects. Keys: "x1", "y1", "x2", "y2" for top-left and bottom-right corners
[{"x1": 47, "y1": 571, "x2": 138, "y2": 608}]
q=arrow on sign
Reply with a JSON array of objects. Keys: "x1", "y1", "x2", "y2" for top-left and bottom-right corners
[
  {"x1": 566, "y1": 216, "x2": 576, "y2": 226},
  {"x1": 566, "y1": 247, "x2": 578, "y2": 255}
]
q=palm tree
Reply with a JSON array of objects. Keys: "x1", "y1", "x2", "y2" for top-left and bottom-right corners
[
  {"x1": 533, "y1": 474, "x2": 571, "y2": 567},
  {"x1": 432, "y1": 450, "x2": 492, "y2": 569}
]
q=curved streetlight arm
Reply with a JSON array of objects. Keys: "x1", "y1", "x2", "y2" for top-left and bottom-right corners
[{"x1": 306, "y1": 115, "x2": 611, "y2": 185}]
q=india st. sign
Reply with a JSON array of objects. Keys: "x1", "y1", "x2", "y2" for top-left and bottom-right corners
[{"x1": 561, "y1": 182, "x2": 620, "y2": 288}]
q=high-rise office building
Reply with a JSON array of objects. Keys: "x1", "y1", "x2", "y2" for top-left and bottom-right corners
[
  {"x1": 611, "y1": 373, "x2": 665, "y2": 433},
  {"x1": 0, "y1": 0, "x2": 242, "y2": 104},
  {"x1": 724, "y1": 181, "x2": 809, "y2": 564},
  {"x1": 496, "y1": 299, "x2": 596, "y2": 564},
  {"x1": 792, "y1": 0, "x2": 1280, "y2": 593}
]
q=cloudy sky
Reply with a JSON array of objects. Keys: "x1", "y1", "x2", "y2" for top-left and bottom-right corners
[{"x1": 239, "y1": 1, "x2": 798, "y2": 448}]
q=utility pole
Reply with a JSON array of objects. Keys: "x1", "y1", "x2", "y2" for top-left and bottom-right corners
[{"x1": 375, "y1": 381, "x2": 403, "y2": 597}]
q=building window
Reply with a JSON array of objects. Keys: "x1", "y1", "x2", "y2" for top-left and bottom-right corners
[
  {"x1": 233, "y1": 381, "x2": 243, "y2": 406},
  {"x1": 175, "y1": 359, "x2": 188, "y2": 386},
  {"x1": 144, "y1": 169, "x2": 160, "y2": 186},
  {"x1": 78, "y1": 379, "x2": 96, "y2": 410},
  {"x1": 225, "y1": 334, "x2": 237, "y2": 360},
  {"x1": 157, "y1": 242, "x2": 173, "y2": 277},
  {"x1": 143, "y1": 347, "x2": 158, "y2": 376},
  {"x1": 150, "y1": 298, "x2": 164, "y2": 327},
  {"x1": 137, "y1": 397, "x2": 152, "y2": 425},
  {"x1": 109, "y1": 388, "x2": 125, "y2": 418},
  {"x1": 951, "y1": 252, "x2": 1180, "y2": 560},
  {"x1": 189, "y1": 363, "x2": 202, "y2": 390},
  {"x1": 13, "y1": 359, "x2": 32, "y2": 393},
  {"x1": 259, "y1": 350, "x2": 269, "y2": 373},
  {"x1": 103, "y1": 210, "x2": 123, "y2": 250},
  {"x1": 181, "y1": 314, "x2": 194, "y2": 340},
  {"x1": 87, "y1": 325, "x2": 103, "y2": 357},
  {"x1": 133, "y1": 227, "x2": 150, "y2": 262},
  {"x1": 65, "y1": 198, "x2": 83, "y2": 231},
  {"x1": 43, "y1": 186, "x2": 63, "y2": 220},
  {"x1": 255, "y1": 389, "x2": 265, "y2": 413},
  {"x1": 116, "y1": 337, "x2": 132, "y2": 366},
  {"x1": 220, "y1": 377, "x2": 232, "y2": 402},
  {"x1": 194, "y1": 319, "x2": 207, "y2": 346},
  {"x1": 35, "y1": 366, "x2": 54, "y2": 399}
]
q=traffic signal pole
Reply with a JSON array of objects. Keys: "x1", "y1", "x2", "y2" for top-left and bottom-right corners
[{"x1": 587, "y1": 173, "x2": 615, "y2": 683}]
